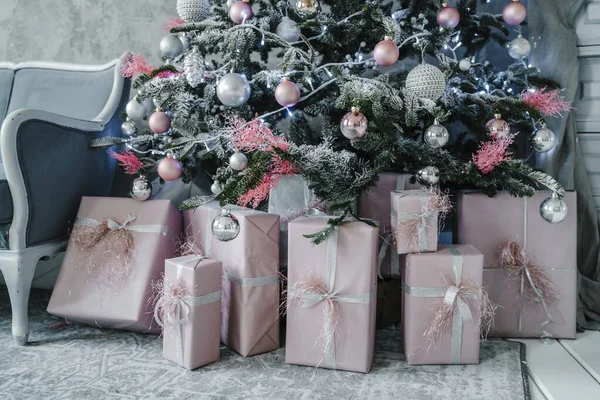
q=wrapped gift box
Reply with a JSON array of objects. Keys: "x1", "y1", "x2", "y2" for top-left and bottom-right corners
[
  {"x1": 47, "y1": 197, "x2": 181, "y2": 332},
  {"x1": 456, "y1": 191, "x2": 577, "y2": 339},
  {"x1": 403, "y1": 245, "x2": 484, "y2": 365},
  {"x1": 159, "y1": 255, "x2": 222, "y2": 370},
  {"x1": 286, "y1": 217, "x2": 379, "y2": 373},
  {"x1": 184, "y1": 202, "x2": 280, "y2": 356},
  {"x1": 391, "y1": 190, "x2": 439, "y2": 255}
]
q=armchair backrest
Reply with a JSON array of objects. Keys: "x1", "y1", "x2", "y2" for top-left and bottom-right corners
[{"x1": 0, "y1": 66, "x2": 14, "y2": 123}]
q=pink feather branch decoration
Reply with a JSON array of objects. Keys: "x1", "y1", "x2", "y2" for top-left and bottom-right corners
[
  {"x1": 163, "y1": 17, "x2": 185, "y2": 32},
  {"x1": 120, "y1": 52, "x2": 154, "y2": 78},
  {"x1": 109, "y1": 150, "x2": 146, "y2": 175},
  {"x1": 521, "y1": 87, "x2": 573, "y2": 117},
  {"x1": 472, "y1": 134, "x2": 515, "y2": 175}
]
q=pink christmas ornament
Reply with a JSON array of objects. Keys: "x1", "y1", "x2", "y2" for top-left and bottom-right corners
[
  {"x1": 340, "y1": 107, "x2": 368, "y2": 139},
  {"x1": 275, "y1": 78, "x2": 301, "y2": 107},
  {"x1": 373, "y1": 36, "x2": 399, "y2": 66},
  {"x1": 485, "y1": 113, "x2": 511, "y2": 140},
  {"x1": 437, "y1": 3, "x2": 460, "y2": 28},
  {"x1": 503, "y1": 0, "x2": 527, "y2": 25},
  {"x1": 149, "y1": 111, "x2": 171, "y2": 134},
  {"x1": 230, "y1": 0, "x2": 253, "y2": 24},
  {"x1": 158, "y1": 156, "x2": 182, "y2": 181}
]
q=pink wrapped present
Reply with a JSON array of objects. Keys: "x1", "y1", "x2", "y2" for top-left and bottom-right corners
[
  {"x1": 184, "y1": 202, "x2": 280, "y2": 357},
  {"x1": 286, "y1": 217, "x2": 379, "y2": 373},
  {"x1": 47, "y1": 197, "x2": 181, "y2": 332},
  {"x1": 391, "y1": 190, "x2": 442, "y2": 255},
  {"x1": 403, "y1": 245, "x2": 487, "y2": 365},
  {"x1": 155, "y1": 255, "x2": 222, "y2": 370},
  {"x1": 456, "y1": 191, "x2": 577, "y2": 339},
  {"x1": 359, "y1": 173, "x2": 421, "y2": 279}
]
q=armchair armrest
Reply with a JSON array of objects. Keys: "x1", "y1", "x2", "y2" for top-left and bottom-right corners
[{"x1": 1, "y1": 109, "x2": 122, "y2": 250}]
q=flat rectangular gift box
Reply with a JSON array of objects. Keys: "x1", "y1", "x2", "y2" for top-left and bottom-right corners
[
  {"x1": 183, "y1": 202, "x2": 280, "y2": 357},
  {"x1": 47, "y1": 197, "x2": 181, "y2": 332},
  {"x1": 456, "y1": 191, "x2": 577, "y2": 339},
  {"x1": 403, "y1": 245, "x2": 484, "y2": 365},
  {"x1": 286, "y1": 217, "x2": 379, "y2": 373},
  {"x1": 390, "y1": 190, "x2": 439, "y2": 255},
  {"x1": 161, "y1": 255, "x2": 222, "y2": 370}
]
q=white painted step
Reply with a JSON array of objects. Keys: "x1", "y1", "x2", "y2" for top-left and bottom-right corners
[{"x1": 559, "y1": 331, "x2": 600, "y2": 385}]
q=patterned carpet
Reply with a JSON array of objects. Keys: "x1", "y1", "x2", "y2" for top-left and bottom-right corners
[{"x1": 0, "y1": 289, "x2": 529, "y2": 400}]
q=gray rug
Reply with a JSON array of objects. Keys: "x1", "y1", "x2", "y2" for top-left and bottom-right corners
[{"x1": 0, "y1": 289, "x2": 529, "y2": 400}]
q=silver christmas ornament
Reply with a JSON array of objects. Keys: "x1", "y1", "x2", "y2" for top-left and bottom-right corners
[
  {"x1": 229, "y1": 151, "x2": 248, "y2": 171},
  {"x1": 295, "y1": 0, "x2": 318, "y2": 18},
  {"x1": 532, "y1": 124, "x2": 557, "y2": 153},
  {"x1": 276, "y1": 17, "x2": 301, "y2": 42},
  {"x1": 184, "y1": 50, "x2": 205, "y2": 88},
  {"x1": 405, "y1": 63, "x2": 447, "y2": 101},
  {"x1": 211, "y1": 181, "x2": 223, "y2": 195},
  {"x1": 212, "y1": 209, "x2": 241, "y2": 242},
  {"x1": 217, "y1": 73, "x2": 251, "y2": 107},
  {"x1": 177, "y1": 0, "x2": 212, "y2": 23},
  {"x1": 540, "y1": 193, "x2": 568, "y2": 224},
  {"x1": 458, "y1": 58, "x2": 471, "y2": 71},
  {"x1": 126, "y1": 99, "x2": 147, "y2": 120},
  {"x1": 180, "y1": 33, "x2": 191, "y2": 51},
  {"x1": 131, "y1": 176, "x2": 151, "y2": 201},
  {"x1": 121, "y1": 120, "x2": 138, "y2": 137},
  {"x1": 508, "y1": 35, "x2": 531, "y2": 60},
  {"x1": 424, "y1": 119, "x2": 449, "y2": 148},
  {"x1": 160, "y1": 34, "x2": 184, "y2": 59},
  {"x1": 417, "y1": 166, "x2": 440, "y2": 186}
]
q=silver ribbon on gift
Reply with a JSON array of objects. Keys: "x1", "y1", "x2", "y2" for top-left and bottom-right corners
[
  {"x1": 154, "y1": 257, "x2": 222, "y2": 366},
  {"x1": 391, "y1": 192, "x2": 437, "y2": 252},
  {"x1": 75, "y1": 215, "x2": 176, "y2": 241},
  {"x1": 291, "y1": 227, "x2": 376, "y2": 369},
  {"x1": 402, "y1": 245, "x2": 473, "y2": 364}
]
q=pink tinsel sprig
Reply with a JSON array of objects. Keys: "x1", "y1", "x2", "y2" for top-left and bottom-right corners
[
  {"x1": 521, "y1": 87, "x2": 573, "y2": 117},
  {"x1": 120, "y1": 52, "x2": 154, "y2": 78},
  {"x1": 472, "y1": 134, "x2": 515, "y2": 175},
  {"x1": 155, "y1": 70, "x2": 180, "y2": 79},
  {"x1": 109, "y1": 150, "x2": 146, "y2": 175},
  {"x1": 230, "y1": 117, "x2": 292, "y2": 152},
  {"x1": 163, "y1": 17, "x2": 185, "y2": 32}
]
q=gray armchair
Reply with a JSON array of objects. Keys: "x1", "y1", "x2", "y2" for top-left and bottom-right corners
[{"x1": 0, "y1": 57, "x2": 130, "y2": 345}]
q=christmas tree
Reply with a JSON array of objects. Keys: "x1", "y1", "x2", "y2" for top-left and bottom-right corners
[{"x1": 99, "y1": 0, "x2": 572, "y2": 240}]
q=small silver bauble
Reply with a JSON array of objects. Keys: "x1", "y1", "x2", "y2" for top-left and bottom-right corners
[
  {"x1": 160, "y1": 34, "x2": 184, "y2": 59},
  {"x1": 405, "y1": 63, "x2": 447, "y2": 101},
  {"x1": 126, "y1": 99, "x2": 147, "y2": 120},
  {"x1": 424, "y1": 119, "x2": 449, "y2": 148},
  {"x1": 211, "y1": 181, "x2": 223, "y2": 195},
  {"x1": 212, "y1": 209, "x2": 241, "y2": 242},
  {"x1": 217, "y1": 73, "x2": 251, "y2": 107},
  {"x1": 417, "y1": 166, "x2": 440, "y2": 186},
  {"x1": 458, "y1": 58, "x2": 471, "y2": 71},
  {"x1": 295, "y1": 0, "x2": 318, "y2": 18},
  {"x1": 121, "y1": 120, "x2": 138, "y2": 137},
  {"x1": 532, "y1": 125, "x2": 557, "y2": 153},
  {"x1": 131, "y1": 177, "x2": 151, "y2": 201},
  {"x1": 180, "y1": 34, "x2": 191, "y2": 51},
  {"x1": 508, "y1": 35, "x2": 531, "y2": 60},
  {"x1": 540, "y1": 193, "x2": 568, "y2": 224},
  {"x1": 177, "y1": 0, "x2": 212, "y2": 23},
  {"x1": 276, "y1": 17, "x2": 301, "y2": 42},
  {"x1": 229, "y1": 151, "x2": 248, "y2": 171}
]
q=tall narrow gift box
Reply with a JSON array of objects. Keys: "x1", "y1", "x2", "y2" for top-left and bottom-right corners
[
  {"x1": 403, "y1": 245, "x2": 484, "y2": 365},
  {"x1": 456, "y1": 191, "x2": 577, "y2": 339},
  {"x1": 358, "y1": 173, "x2": 419, "y2": 279},
  {"x1": 48, "y1": 197, "x2": 181, "y2": 332},
  {"x1": 391, "y1": 190, "x2": 439, "y2": 255},
  {"x1": 157, "y1": 256, "x2": 222, "y2": 370},
  {"x1": 184, "y1": 202, "x2": 280, "y2": 357},
  {"x1": 286, "y1": 218, "x2": 379, "y2": 373}
]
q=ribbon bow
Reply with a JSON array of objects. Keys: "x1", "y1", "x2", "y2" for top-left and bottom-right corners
[
  {"x1": 106, "y1": 214, "x2": 137, "y2": 231},
  {"x1": 498, "y1": 241, "x2": 557, "y2": 339}
]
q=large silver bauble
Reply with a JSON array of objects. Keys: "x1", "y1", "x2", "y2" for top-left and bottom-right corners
[
  {"x1": 126, "y1": 99, "x2": 147, "y2": 120},
  {"x1": 424, "y1": 119, "x2": 449, "y2": 148},
  {"x1": 211, "y1": 181, "x2": 223, "y2": 195},
  {"x1": 217, "y1": 73, "x2": 251, "y2": 107},
  {"x1": 160, "y1": 34, "x2": 184, "y2": 59},
  {"x1": 532, "y1": 127, "x2": 557, "y2": 153},
  {"x1": 508, "y1": 35, "x2": 531, "y2": 60},
  {"x1": 229, "y1": 151, "x2": 248, "y2": 171},
  {"x1": 540, "y1": 194, "x2": 568, "y2": 224},
  {"x1": 177, "y1": 0, "x2": 212, "y2": 23},
  {"x1": 417, "y1": 166, "x2": 440, "y2": 186},
  {"x1": 121, "y1": 120, "x2": 138, "y2": 137},
  {"x1": 212, "y1": 209, "x2": 241, "y2": 242},
  {"x1": 405, "y1": 63, "x2": 447, "y2": 101},
  {"x1": 276, "y1": 17, "x2": 301, "y2": 42},
  {"x1": 131, "y1": 177, "x2": 151, "y2": 201}
]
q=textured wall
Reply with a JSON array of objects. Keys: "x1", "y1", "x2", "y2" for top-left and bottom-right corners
[{"x1": 0, "y1": 0, "x2": 176, "y2": 65}]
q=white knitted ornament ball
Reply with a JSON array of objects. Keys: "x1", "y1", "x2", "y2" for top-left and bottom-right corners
[
  {"x1": 177, "y1": 0, "x2": 212, "y2": 23},
  {"x1": 405, "y1": 63, "x2": 447, "y2": 101}
]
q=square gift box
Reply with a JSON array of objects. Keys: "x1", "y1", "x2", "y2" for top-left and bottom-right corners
[{"x1": 391, "y1": 190, "x2": 439, "y2": 255}]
